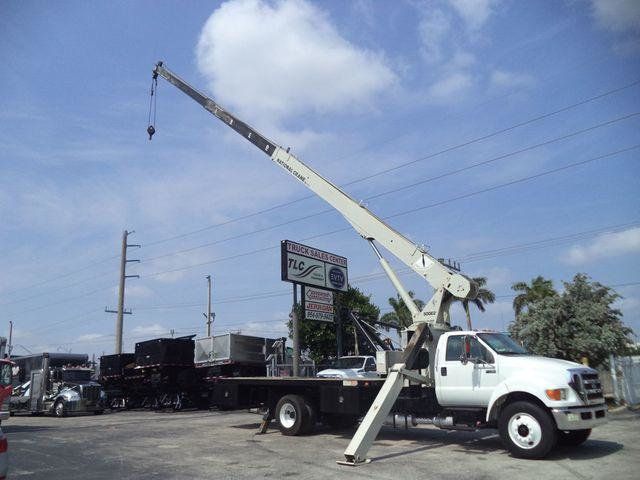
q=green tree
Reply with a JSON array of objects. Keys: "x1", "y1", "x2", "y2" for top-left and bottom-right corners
[
  {"x1": 457, "y1": 277, "x2": 496, "y2": 330},
  {"x1": 287, "y1": 286, "x2": 380, "y2": 362},
  {"x1": 512, "y1": 275, "x2": 557, "y2": 316},
  {"x1": 379, "y1": 291, "x2": 424, "y2": 329},
  {"x1": 508, "y1": 274, "x2": 632, "y2": 367}
]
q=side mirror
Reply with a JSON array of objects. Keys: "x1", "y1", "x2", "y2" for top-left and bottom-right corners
[{"x1": 460, "y1": 336, "x2": 471, "y2": 365}]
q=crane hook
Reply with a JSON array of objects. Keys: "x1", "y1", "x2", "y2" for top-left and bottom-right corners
[{"x1": 147, "y1": 125, "x2": 156, "y2": 140}]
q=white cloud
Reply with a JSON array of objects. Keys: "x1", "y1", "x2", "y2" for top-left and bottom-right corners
[
  {"x1": 196, "y1": 0, "x2": 396, "y2": 126},
  {"x1": 428, "y1": 72, "x2": 474, "y2": 101},
  {"x1": 77, "y1": 333, "x2": 104, "y2": 342},
  {"x1": 489, "y1": 70, "x2": 535, "y2": 90},
  {"x1": 564, "y1": 227, "x2": 640, "y2": 265},
  {"x1": 448, "y1": 0, "x2": 500, "y2": 31},
  {"x1": 590, "y1": 0, "x2": 640, "y2": 33},
  {"x1": 131, "y1": 323, "x2": 169, "y2": 337},
  {"x1": 419, "y1": 8, "x2": 452, "y2": 63}
]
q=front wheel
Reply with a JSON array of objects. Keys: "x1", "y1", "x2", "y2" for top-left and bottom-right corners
[
  {"x1": 498, "y1": 401, "x2": 557, "y2": 459},
  {"x1": 54, "y1": 400, "x2": 67, "y2": 418},
  {"x1": 557, "y1": 428, "x2": 591, "y2": 446}
]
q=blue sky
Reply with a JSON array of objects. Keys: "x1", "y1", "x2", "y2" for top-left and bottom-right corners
[{"x1": 1, "y1": 0, "x2": 639, "y2": 357}]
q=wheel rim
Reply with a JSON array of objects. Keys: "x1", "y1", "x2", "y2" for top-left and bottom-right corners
[
  {"x1": 279, "y1": 402, "x2": 297, "y2": 429},
  {"x1": 508, "y1": 412, "x2": 542, "y2": 450},
  {"x1": 56, "y1": 402, "x2": 64, "y2": 415}
]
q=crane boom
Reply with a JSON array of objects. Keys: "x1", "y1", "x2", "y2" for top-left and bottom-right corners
[{"x1": 151, "y1": 61, "x2": 476, "y2": 327}]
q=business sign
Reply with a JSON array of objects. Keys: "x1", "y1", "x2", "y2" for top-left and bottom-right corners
[
  {"x1": 281, "y1": 240, "x2": 348, "y2": 292},
  {"x1": 303, "y1": 286, "x2": 334, "y2": 322}
]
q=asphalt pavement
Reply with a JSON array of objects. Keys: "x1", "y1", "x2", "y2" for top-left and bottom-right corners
[{"x1": 6, "y1": 407, "x2": 639, "y2": 479}]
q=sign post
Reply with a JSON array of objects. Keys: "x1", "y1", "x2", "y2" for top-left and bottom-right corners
[{"x1": 281, "y1": 240, "x2": 349, "y2": 374}]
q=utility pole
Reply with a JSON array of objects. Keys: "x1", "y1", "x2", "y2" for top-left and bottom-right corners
[
  {"x1": 106, "y1": 230, "x2": 140, "y2": 354},
  {"x1": 203, "y1": 275, "x2": 214, "y2": 337},
  {"x1": 8, "y1": 320, "x2": 13, "y2": 358}
]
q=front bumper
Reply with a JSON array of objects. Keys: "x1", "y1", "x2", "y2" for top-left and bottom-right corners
[
  {"x1": 63, "y1": 399, "x2": 104, "y2": 413},
  {"x1": 551, "y1": 404, "x2": 607, "y2": 430}
]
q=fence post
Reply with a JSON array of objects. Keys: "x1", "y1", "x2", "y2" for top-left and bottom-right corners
[{"x1": 610, "y1": 353, "x2": 621, "y2": 405}]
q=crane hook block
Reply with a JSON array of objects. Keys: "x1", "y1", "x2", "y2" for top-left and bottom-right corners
[{"x1": 147, "y1": 125, "x2": 156, "y2": 140}]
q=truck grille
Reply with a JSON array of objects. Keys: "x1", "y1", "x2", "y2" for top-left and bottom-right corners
[
  {"x1": 82, "y1": 385, "x2": 101, "y2": 403},
  {"x1": 573, "y1": 372, "x2": 604, "y2": 405}
]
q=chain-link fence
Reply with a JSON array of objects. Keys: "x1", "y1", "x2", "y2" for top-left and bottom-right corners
[{"x1": 609, "y1": 354, "x2": 640, "y2": 406}]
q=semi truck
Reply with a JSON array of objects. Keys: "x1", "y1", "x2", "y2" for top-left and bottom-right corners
[
  {"x1": 149, "y1": 62, "x2": 608, "y2": 463},
  {"x1": 10, "y1": 353, "x2": 105, "y2": 417}
]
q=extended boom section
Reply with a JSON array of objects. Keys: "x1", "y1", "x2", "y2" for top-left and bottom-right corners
[{"x1": 152, "y1": 62, "x2": 476, "y2": 328}]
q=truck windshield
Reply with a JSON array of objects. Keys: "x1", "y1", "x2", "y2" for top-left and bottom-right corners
[
  {"x1": 0, "y1": 363, "x2": 11, "y2": 386},
  {"x1": 335, "y1": 357, "x2": 365, "y2": 369},
  {"x1": 477, "y1": 333, "x2": 529, "y2": 355},
  {"x1": 61, "y1": 369, "x2": 91, "y2": 382}
]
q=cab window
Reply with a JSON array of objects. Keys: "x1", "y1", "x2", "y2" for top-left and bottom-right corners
[
  {"x1": 365, "y1": 358, "x2": 376, "y2": 371},
  {"x1": 0, "y1": 363, "x2": 12, "y2": 386},
  {"x1": 445, "y1": 336, "x2": 494, "y2": 364}
]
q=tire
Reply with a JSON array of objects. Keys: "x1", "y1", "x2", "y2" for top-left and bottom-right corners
[
  {"x1": 94, "y1": 410, "x2": 105, "y2": 415},
  {"x1": 54, "y1": 400, "x2": 67, "y2": 418},
  {"x1": 498, "y1": 401, "x2": 557, "y2": 459},
  {"x1": 275, "y1": 394, "x2": 309, "y2": 436},
  {"x1": 557, "y1": 428, "x2": 591, "y2": 446},
  {"x1": 302, "y1": 399, "x2": 317, "y2": 434}
]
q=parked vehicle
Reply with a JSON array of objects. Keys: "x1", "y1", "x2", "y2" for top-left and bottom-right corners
[
  {"x1": 9, "y1": 353, "x2": 105, "y2": 416},
  {"x1": 0, "y1": 425, "x2": 7, "y2": 480},
  {"x1": 317, "y1": 356, "x2": 379, "y2": 379}
]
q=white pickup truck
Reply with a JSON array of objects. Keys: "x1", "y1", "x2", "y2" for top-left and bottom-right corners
[{"x1": 392, "y1": 329, "x2": 608, "y2": 459}]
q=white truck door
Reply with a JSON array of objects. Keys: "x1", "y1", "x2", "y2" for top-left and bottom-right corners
[
  {"x1": 436, "y1": 334, "x2": 477, "y2": 406},
  {"x1": 436, "y1": 334, "x2": 499, "y2": 406}
]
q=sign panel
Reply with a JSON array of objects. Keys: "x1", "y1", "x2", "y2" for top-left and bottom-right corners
[
  {"x1": 303, "y1": 286, "x2": 335, "y2": 323},
  {"x1": 281, "y1": 240, "x2": 348, "y2": 292}
]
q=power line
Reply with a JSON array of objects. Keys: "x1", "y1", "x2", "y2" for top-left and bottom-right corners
[
  {"x1": 140, "y1": 112, "x2": 639, "y2": 264},
  {"x1": 142, "y1": 79, "x2": 640, "y2": 249},
  {"x1": 140, "y1": 143, "x2": 639, "y2": 279},
  {"x1": 0, "y1": 253, "x2": 119, "y2": 298},
  {"x1": 0, "y1": 270, "x2": 117, "y2": 307}
]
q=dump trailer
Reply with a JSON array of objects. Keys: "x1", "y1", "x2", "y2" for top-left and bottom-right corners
[
  {"x1": 10, "y1": 353, "x2": 104, "y2": 417},
  {"x1": 150, "y1": 62, "x2": 609, "y2": 462},
  {"x1": 99, "y1": 353, "x2": 138, "y2": 409},
  {"x1": 133, "y1": 336, "x2": 200, "y2": 409}
]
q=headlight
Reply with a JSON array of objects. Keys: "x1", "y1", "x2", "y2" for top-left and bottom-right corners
[
  {"x1": 63, "y1": 391, "x2": 81, "y2": 401},
  {"x1": 545, "y1": 388, "x2": 568, "y2": 401}
]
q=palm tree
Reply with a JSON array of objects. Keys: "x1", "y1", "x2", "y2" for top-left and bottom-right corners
[
  {"x1": 459, "y1": 276, "x2": 495, "y2": 330},
  {"x1": 380, "y1": 291, "x2": 424, "y2": 329},
  {"x1": 512, "y1": 276, "x2": 557, "y2": 316}
]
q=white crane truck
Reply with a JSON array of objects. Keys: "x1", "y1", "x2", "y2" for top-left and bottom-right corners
[{"x1": 149, "y1": 62, "x2": 607, "y2": 463}]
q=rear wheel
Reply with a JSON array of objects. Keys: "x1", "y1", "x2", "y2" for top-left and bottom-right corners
[
  {"x1": 302, "y1": 399, "x2": 317, "y2": 434},
  {"x1": 557, "y1": 429, "x2": 591, "y2": 446},
  {"x1": 498, "y1": 401, "x2": 556, "y2": 459},
  {"x1": 275, "y1": 394, "x2": 308, "y2": 436}
]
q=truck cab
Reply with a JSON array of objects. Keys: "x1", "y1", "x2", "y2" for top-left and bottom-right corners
[
  {"x1": 317, "y1": 356, "x2": 379, "y2": 379},
  {"x1": 433, "y1": 330, "x2": 607, "y2": 457}
]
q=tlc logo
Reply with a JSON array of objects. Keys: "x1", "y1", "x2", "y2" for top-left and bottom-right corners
[{"x1": 288, "y1": 258, "x2": 306, "y2": 270}]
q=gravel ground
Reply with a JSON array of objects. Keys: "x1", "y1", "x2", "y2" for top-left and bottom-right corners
[{"x1": 5, "y1": 407, "x2": 639, "y2": 480}]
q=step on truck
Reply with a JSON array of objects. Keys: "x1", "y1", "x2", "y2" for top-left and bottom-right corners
[{"x1": 149, "y1": 62, "x2": 608, "y2": 463}]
